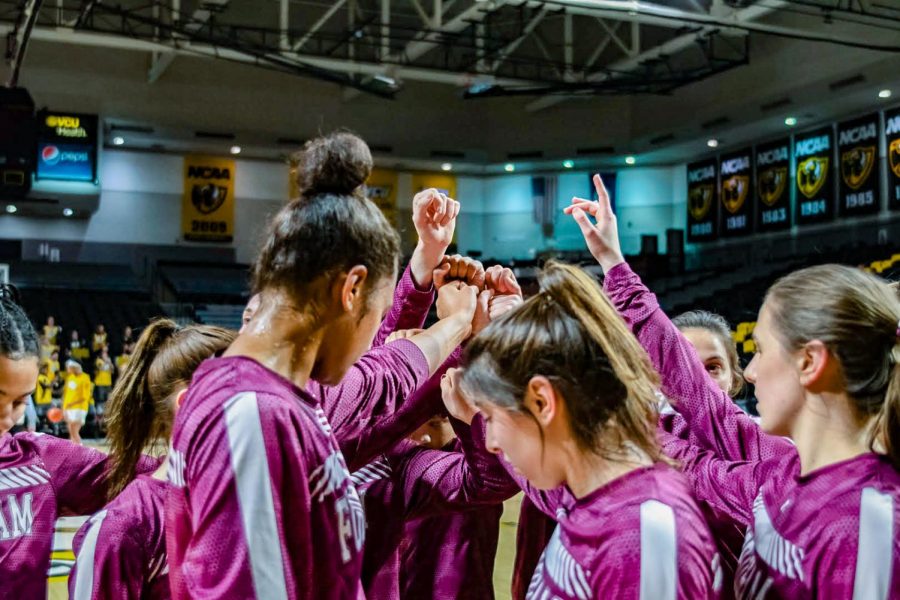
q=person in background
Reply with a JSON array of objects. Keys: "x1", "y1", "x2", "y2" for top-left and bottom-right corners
[
  {"x1": 116, "y1": 341, "x2": 134, "y2": 377},
  {"x1": 93, "y1": 345, "x2": 115, "y2": 429},
  {"x1": 46, "y1": 348, "x2": 61, "y2": 377},
  {"x1": 39, "y1": 334, "x2": 56, "y2": 363},
  {"x1": 121, "y1": 325, "x2": 134, "y2": 351},
  {"x1": 69, "y1": 329, "x2": 90, "y2": 362},
  {"x1": 35, "y1": 362, "x2": 54, "y2": 406},
  {"x1": 93, "y1": 324, "x2": 108, "y2": 355},
  {"x1": 63, "y1": 359, "x2": 92, "y2": 444},
  {"x1": 44, "y1": 315, "x2": 60, "y2": 346}
]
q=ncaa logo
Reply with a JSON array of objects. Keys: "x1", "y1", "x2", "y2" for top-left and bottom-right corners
[{"x1": 41, "y1": 145, "x2": 61, "y2": 166}]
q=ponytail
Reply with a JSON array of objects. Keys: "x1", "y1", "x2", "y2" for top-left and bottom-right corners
[
  {"x1": 105, "y1": 319, "x2": 235, "y2": 499},
  {"x1": 461, "y1": 260, "x2": 662, "y2": 463},
  {"x1": 875, "y1": 349, "x2": 900, "y2": 468},
  {"x1": 106, "y1": 320, "x2": 178, "y2": 499}
]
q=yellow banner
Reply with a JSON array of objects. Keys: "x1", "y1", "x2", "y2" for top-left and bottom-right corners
[
  {"x1": 410, "y1": 172, "x2": 457, "y2": 201},
  {"x1": 366, "y1": 168, "x2": 399, "y2": 227},
  {"x1": 182, "y1": 156, "x2": 235, "y2": 243}
]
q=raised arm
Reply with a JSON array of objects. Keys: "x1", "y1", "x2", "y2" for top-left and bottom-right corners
[
  {"x1": 659, "y1": 428, "x2": 798, "y2": 528},
  {"x1": 337, "y1": 347, "x2": 462, "y2": 471},
  {"x1": 371, "y1": 264, "x2": 435, "y2": 349},
  {"x1": 373, "y1": 189, "x2": 461, "y2": 347},
  {"x1": 566, "y1": 174, "x2": 791, "y2": 463},
  {"x1": 390, "y1": 415, "x2": 519, "y2": 520}
]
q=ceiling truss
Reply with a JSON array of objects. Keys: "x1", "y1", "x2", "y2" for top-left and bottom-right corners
[{"x1": 0, "y1": 0, "x2": 898, "y2": 101}]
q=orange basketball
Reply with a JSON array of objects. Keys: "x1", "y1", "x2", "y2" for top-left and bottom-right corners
[{"x1": 47, "y1": 407, "x2": 63, "y2": 423}]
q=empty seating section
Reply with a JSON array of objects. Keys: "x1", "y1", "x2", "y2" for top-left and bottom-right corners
[
  {"x1": 194, "y1": 304, "x2": 245, "y2": 330},
  {"x1": 159, "y1": 263, "x2": 250, "y2": 301}
]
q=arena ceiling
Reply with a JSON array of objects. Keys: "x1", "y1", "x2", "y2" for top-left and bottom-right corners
[{"x1": 1, "y1": 1, "x2": 899, "y2": 170}]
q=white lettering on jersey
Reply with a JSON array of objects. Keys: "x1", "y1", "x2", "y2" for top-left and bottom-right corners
[{"x1": 0, "y1": 492, "x2": 34, "y2": 540}]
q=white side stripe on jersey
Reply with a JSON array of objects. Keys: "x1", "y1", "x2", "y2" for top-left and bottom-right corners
[
  {"x1": 543, "y1": 526, "x2": 591, "y2": 600},
  {"x1": 853, "y1": 487, "x2": 894, "y2": 600},
  {"x1": 224, "y1": 392, "x2": 289, "y2": 600},
  {"x1": 640, "y1": 500, "x2": 677, "y2": 600},
  {"x1": 72, "y1": 509, "x2": 107, "y2": 600},
  {"x1": 0, "y1": 465, "x2": 50, "y2": 491},
  {"x1": 350, "y1": 456, "x2": 392, "y2": 488}
]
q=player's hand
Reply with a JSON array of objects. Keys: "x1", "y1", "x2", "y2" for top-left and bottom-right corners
[
  {"x1": 433, "y1": 255, "x2": 486, "y2": 290},
  {"x1": 436, "y1": 281, "x2": 478, "y2": 323},
  {"x1": 441, "y1": 368, "x2": 478, "y2": 425},
  {"x1": 563, "y1": 174, "x2": 625, "y2": 272}
]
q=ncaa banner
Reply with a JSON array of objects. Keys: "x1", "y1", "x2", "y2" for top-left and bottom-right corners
[
  {"x1": 366, "y1": 168, "x2": 399, "y2": 227},
  {"x1": 686, "y1": 158, "x2": 718, "y2": 242},
  {"x1": 838, "y1": 113, "x2": 880, "y2": 217},
  {"x1": 886, "y1": 106, "x2": 900, "y2": 211},
  {"x1": 182, "y1": 156, "x2": 235, "y2": 243},
  {"x1": 719, "y1": 148, "x2": 753, "y2": 236},
  {"x1": 794, "y1": 126, "x2": 835, "y2": 225},
  {"x1": 755, "y1": 138, "x2": 791, "y2": 231}
]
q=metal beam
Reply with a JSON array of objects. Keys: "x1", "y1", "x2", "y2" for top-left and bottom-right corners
[
  {"x1": 148, "y1": 51, "x2": 176, "y2": 84},
  {"x1": 582, "y1": 20, "x2": 620, "y2": 72},
  {"x1": 148, "y1": 0, "x2": 229, "y2": 83},
  {"x1": 408, "y1": 0, "x2": 431, "y2": 26},
  {"x1": 381, "y1": 0, "x2": 390, "y2": 60},
  {"x1": 597, "y1": 17, "x2": 631, "y2": 57},
  {"x1": 563, "y1": 11, "x2": 573, "y2": 76},
  {"x1": 490, "y1": 7, "x2": 548, "y2": 72},
  {"x1": 537, "y1": 0, "x2": 900, "y2": 49},
  {"x1": 526, "y1": 1, "x2": 787, "y2": 112},
  {"x1": 396, "y1": 1, "x2": 506, "y2": 65},
  {"x1": 279, "y1": 0, "x2": 290, "y2": 51},
  {"x1": 292, "y1": 0, "x2": 346, "y2": 52},
  {"x1": 13, "y1": 25, "x2": 543, "y2": 88}
]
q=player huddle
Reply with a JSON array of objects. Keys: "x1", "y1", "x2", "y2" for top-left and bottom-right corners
[{"x1": 0, "y1": 131, "x2": 898, "y2": 599}]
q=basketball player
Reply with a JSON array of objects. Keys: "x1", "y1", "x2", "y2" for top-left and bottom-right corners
[
  {"x1": 443, "y1": 261, "x2": 721, "y2": 598},
  {"x1": 569, "y1": 174, "x2": 900, "y2": 598},
  {"x1": 166, "y1": 132, "x2": 478, "y2": 599}
]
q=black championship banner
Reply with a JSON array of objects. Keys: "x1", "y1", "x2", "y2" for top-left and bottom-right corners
[
  {"x1": 838, "y1": 113, "x2": 880, "y2": 217},
  {"x1": 755, "y1": 138, "x2": 791, "y2": 231},
  {"x1": 794, "y1": 126, "x2": 835, "y2": 225},
  {"x1": 687, "y1": 158, "x2": 718, "y2": 242},
  {"x1": 719, "y1": 148, "x2": 753, "y2": 236},
  {"x1": 887, "y1": 106, "x2": 900, "y2": 211}
]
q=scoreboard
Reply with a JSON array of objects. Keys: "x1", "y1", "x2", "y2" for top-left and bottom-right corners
[{"x1": 35, "y1": 110, "x2": 98, "y2": 183}]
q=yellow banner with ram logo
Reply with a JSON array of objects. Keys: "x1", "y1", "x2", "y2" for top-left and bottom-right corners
[{"x1": 182, "y1": 156, "x2": 235, "y2": 243}]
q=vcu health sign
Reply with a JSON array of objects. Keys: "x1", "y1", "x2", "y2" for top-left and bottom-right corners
[{"x1": 182, "y1": 156, "x2": 235, "y2": 242}]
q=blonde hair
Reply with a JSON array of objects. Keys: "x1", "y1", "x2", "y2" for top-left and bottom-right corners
[
  {"x1": 460, "y1": 261, "x2": 662, "y2": 462},
  {"x1": 766, "y1": 264, "x2": 900, "y2": 468}
]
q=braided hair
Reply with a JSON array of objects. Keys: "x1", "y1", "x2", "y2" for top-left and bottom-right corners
[{"x1": 0, "y1": 284, "x2": 39, "y2": 360}]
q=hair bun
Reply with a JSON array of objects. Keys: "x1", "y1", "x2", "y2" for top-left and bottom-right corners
[{"x1": 293, "y1": 131, "x2": 372, "y2": 198}]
